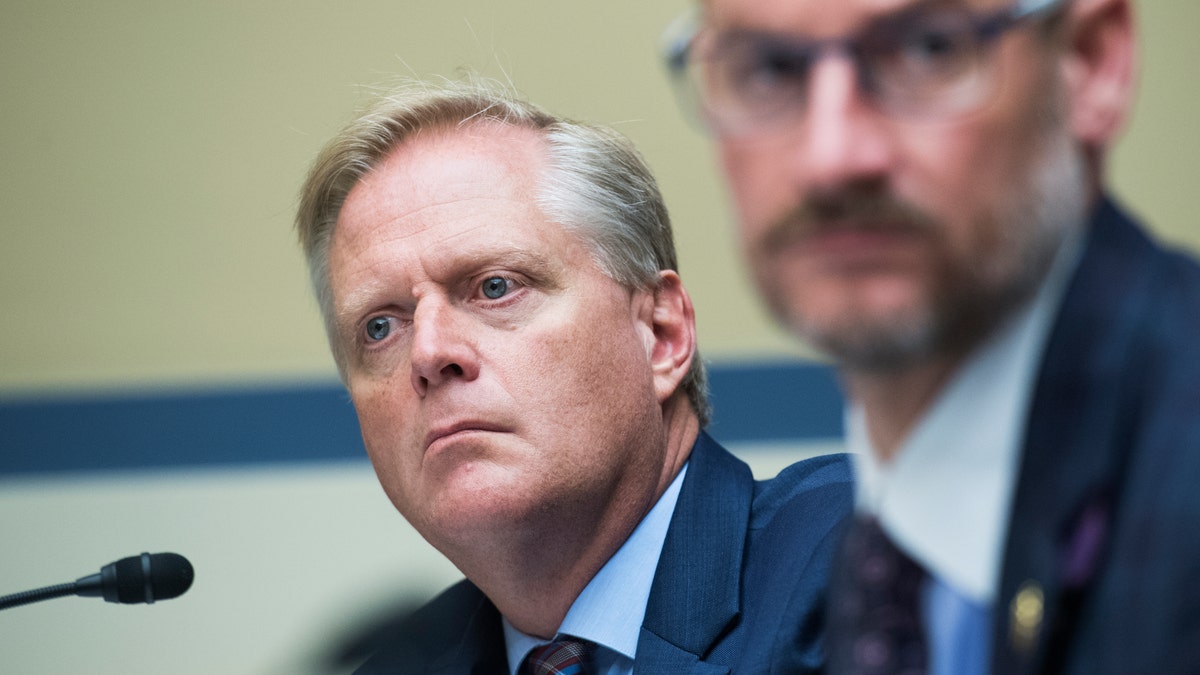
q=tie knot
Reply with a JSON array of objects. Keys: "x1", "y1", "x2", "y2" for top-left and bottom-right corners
[
  {"x1": 841, "y1": 516, "x2": 926, "y2": 593},
  {"x1": 520, "y1": 637, "x2": 594, "y2": 675}
]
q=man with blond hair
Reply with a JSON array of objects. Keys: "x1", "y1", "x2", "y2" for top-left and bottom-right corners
[{"x1": 296, "y1": 79, "x2": 852, "y2": 674}]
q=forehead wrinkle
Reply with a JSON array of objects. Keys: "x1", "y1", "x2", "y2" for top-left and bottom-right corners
[
  {"x1": 335, "y1": 135, "x2": 551, "y2": 263},
  {"x1": 335, "y1": 184, "x2": 543, "y2": 274}
]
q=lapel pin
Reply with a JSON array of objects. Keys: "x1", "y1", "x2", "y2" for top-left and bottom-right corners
[{"x1": 1010, "y1": 580, "x2": 1044, "y2": 654}]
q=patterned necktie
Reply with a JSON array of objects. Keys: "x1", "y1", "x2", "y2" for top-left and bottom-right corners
[
  {"x1": 519, "y1": 638, "x2": 594, "y2": 675},
  {"x1": 828, "y1": 516, "x2": 929, "y2": 675}
]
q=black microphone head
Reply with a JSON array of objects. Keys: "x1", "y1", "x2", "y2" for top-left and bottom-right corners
[{"x1": 102, "y1": 552, "x2": 194, "y2": 604}]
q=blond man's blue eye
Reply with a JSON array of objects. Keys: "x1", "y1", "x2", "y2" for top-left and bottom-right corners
[
  {"x1": 482, "y1": 277, "x2": 509, "y2": 299},
  {"x1": 365, "y1": 317, "x2": 391, "y2": 341}
]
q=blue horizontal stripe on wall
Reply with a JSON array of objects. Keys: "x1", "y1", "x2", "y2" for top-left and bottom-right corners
[{"x1": 0, "y1": 360, "x2": 843, "y2": 477}]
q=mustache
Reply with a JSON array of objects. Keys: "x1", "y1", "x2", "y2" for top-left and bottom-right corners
[{"x1": 759, "y1": 188, "x2": 939, "y2": 251}]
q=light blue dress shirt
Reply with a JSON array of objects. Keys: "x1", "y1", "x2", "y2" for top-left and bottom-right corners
[{"x1": 502, "y1": 463, "x2": 688, "y2": 675}]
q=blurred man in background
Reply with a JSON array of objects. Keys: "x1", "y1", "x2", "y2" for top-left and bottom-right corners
[
  {"x1": 665, "y1": 0, "x2": 1200, "y2": 672},
  {"x1": 296, "y1": 79, "x2": 852, "y2": 673}
]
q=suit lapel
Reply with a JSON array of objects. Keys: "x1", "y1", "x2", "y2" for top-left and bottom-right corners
[
  {"x1": 634, "y1": 432, "x2": 752, "y2": 674},
  {"x1": 634, "y1": 630, "x2": 736, "y2": 675},
  {"x1": 994, "y1": 200, "x2": 1161, "y2": 675},
  {"x1": 427, "y1": 584, "x2": 509, "y2": 674},
  {"x1": 355, "y1": 579, "x2": 509, "y2": 674}
]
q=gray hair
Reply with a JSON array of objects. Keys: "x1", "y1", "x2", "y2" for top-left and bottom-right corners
[{"x1": 295, "y1": 77, "x2": 710, "y2": 425}]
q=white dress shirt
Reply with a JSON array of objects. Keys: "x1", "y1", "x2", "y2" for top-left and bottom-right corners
[
  {"x1": 848, "y1": 233, "x2": 1082, "y2": 672},
  {"x1": 502, "y1": 463, "x2": 688, "y2": 675}
]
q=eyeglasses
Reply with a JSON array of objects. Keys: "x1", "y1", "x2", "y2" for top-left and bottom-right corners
[{"x1": 662, "y1": 0, "x2": 1066, "y2": 137}]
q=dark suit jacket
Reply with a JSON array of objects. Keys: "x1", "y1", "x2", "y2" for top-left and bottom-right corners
[
  {"x1": 354, "y1": 432, "x2": 853, "y2": 674},
  {"x1": 992, "y1": 198, "x2": 1200, "y2": 674}
]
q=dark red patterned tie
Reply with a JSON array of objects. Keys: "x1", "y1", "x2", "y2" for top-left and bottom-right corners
[
  {"x1": 828, "y1": 516, "x2": 928, "y2": 675},
  {"x1": 519, "y1": 638, "x2": 594, "y2": 675}
]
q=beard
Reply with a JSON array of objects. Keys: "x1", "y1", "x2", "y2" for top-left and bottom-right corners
[{"x1": 754, "y1": 113, "x2": 1089, "y2": 373}]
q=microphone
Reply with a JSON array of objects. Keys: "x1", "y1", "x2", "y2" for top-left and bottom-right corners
[{"x1": 0, "y1": 552, "x2": 194, "y2": 611}]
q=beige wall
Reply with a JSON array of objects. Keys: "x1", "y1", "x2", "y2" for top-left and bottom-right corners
[
  {"x1": 0, "y1": 2, "x2": 1195, "y2": 673},
  {"x1": 3, "y1": 1, "x2": 1195, "y2": 394},
  {"x1": 1110, "y1": 0, "x2": 1200, "y2": 248}
]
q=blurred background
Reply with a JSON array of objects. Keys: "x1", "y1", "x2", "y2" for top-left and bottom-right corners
[{"x1": 1, "y1": 1, "x2": 1196, "y2": 672}]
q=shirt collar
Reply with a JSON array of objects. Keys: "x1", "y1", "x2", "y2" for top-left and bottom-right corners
[
  {"x1": 849, "y1": 233, "x2": 1082, "y2": 603},
  {"x1": 502, "y1": 462, "x2": 689, "y2": 674}
]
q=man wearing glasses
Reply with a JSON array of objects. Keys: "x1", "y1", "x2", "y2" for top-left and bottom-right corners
[{"x1": 665, "y1": 0, "x2": 1200, "y2": 673}]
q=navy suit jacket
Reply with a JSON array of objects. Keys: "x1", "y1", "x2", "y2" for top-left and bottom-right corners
[
  {"x1": 991, "y1": 198, "x2": 1200, "y2": 674},
  {"x1": 354, "y1": 432, "x2": 853, "y2": 674}
]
